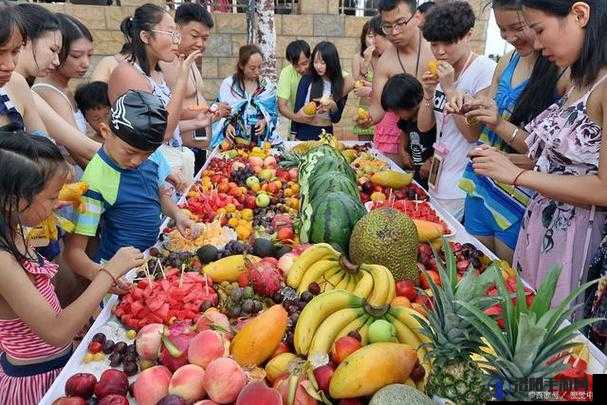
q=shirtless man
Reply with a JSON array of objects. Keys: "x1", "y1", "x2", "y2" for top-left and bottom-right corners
[
  {"x1": 358, "y1": 0, "x2": 434, "y2": 127},
  {"x1": 160, "y1": 2, "x2": 230, "y2": 169}
]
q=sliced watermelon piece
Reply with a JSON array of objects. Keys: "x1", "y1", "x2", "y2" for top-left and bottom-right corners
[
  {"x1": 156, "y1": 303, "x2": 170, "y2": 321},
  {"x1": 130, "y1": 300, "x2": 145, "y2": 317}
]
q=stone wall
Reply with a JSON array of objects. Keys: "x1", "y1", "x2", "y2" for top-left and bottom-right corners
[{"x1": 45, "y1": 0, "x2": 490, "y2": 137}]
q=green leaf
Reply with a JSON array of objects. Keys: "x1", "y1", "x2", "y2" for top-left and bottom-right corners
[
  {"x1": 458, "y1": 300, "x2": 511, "y2": 360},
  {"x1": 545, "y1": 278, "x2": 600, "y2": 337},
  {"x1": 529, "y1": 265, "x2": 561, "y2": 318},
  {"x1": 513, "y1": 312, "x2": 544, "y2": 376},
  {"x1": 536, "y1": 317, "x2": 602, "y2": 367},
  {"x1": 514, "y1": 273, "x2": 528, "y2": 324},
  {"x1": 442, "y1": 239, "x2": 458, "y2": 290},
  {"x1": 493, "y1": 266, "x2": 516, "y2": 351}
]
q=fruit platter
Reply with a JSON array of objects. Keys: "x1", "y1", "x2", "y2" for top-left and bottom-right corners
[{"x1": 43, "y1": 137, "x2": 606, "y2": 405}]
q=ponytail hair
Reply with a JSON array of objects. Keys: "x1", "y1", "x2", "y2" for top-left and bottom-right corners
[
  {"x1": 122, "y1": 3, "x2": 166, "y2": 75},
  {"x1": 119, "y1": 16, "x2": 133, "y2": 56}
]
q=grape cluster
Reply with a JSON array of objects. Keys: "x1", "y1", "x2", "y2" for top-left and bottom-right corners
[
  {"x1": 218, "y1": 240, "x2": 250, "y2": 259},
  {"x1": 252, "y1": 208, "x2": 276, "y2": 228},
  {"x1": 272, "y1": 286, "x2": 318, "y2": 350},
  {"x1": 232, "y1": 167, "x2": 255, "y2": 186},
  {"x1": 217, "y1": 282, "x2": 266, "y2": 318},
  {"x1": 92, "y1": 333, "x2": 139, "y2": 377}
]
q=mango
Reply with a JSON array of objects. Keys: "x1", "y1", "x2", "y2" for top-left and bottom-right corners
[
  {"x1": 370, "y1": 170, "x2": 413, "y2": 189},
  {"x1": 428, "y1": 60, "x2": 439, "y2": 78},
  {"x1": 202, "y1": 254, "x2": 260, "y2": 282},
  {"x1": 230, "y1": 305, "x2": 288, "y2": 367},
  {"x1": 413, "y1": 219, "x2": 445, "y2": 242},
  {"x1": 329, "y1": 342, "x2": 418, "y2": 398},
  {"x1": 303, "y1": 101, "x2": 317, "y2": 116}
]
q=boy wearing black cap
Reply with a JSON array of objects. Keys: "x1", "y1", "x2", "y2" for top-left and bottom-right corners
[{"x1": 65, "y1": 90, "x2": 199, "y2": 290}]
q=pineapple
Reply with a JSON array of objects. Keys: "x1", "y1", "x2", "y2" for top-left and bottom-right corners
[
  {"x1": 459, "y1": 265, "x2": 600, "y2": 401},
  {"x1": 419, "y1": 241, "x2": 496, "y2": 404}
]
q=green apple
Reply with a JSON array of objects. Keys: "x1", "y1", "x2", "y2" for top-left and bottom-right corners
[
  {"x1": 246, "y1": 176, "x2": 259, "y2": 188},
  {"x1": 255, "y1": 192, "x2": 271, "y2": 208},
  {"x1": 258, "y1": 168, "x2": 273, "y2": 181},
  {"x1": 368, "y1": 319, "x2": 398, "y2": 343}
]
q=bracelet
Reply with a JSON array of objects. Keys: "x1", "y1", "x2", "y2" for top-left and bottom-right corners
[
  {"x1": 99, "y1": 267, "x2": 117, "y2": 286},
  {"x1": 508, "y1": 127, "x2": 520, "y2": 144},
  {"x1": 513, "y1": 169, "x2": 528, "y2": 187}
]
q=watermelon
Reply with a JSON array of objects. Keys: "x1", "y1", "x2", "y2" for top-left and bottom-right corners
[
  {"x1": 308, "y1": 171, "x2": 359, "y2": 200},
  {"x1": 308, "y1": 192, "x2": 366, "y2": 254}
]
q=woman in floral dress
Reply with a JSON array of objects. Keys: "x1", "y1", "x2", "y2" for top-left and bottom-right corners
[{"x1": 467, "y1": 0, "x2": 607, "y2": 307}]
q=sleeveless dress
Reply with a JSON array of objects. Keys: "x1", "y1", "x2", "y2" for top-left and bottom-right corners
[
  {"x1": 514, "y1": 74, "x2": 607, "y2": 307},
  {"x1": 31, "y1": 83, "x2": 88, "y2": 134},
  {"x1": 459, "y1": 53, "x2": 534, "y2": 249},
  {"x1": 0, "y1": 257, "x2": 72, "y2": 404}
]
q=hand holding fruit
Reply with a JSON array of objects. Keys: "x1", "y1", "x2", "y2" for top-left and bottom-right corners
[
  {"x1": 315, "y1": 97, "x2": 337, "y2": 114},
  {"x1": 105, "y1": 247, "x2": 145, "y2": 280},
  {"x1": 294, "y1": 105, "x2": 315, "y2": 124},
  {"x1": 463, "y1": 96, "x2": 501, "y2": 129},
  {"x1": 167, "y1": 170, "x2": 189, "y2": 195},
  {"x1": 421, "y1": 71, "x2": 439, "y2": 98},
  {"x1": 435, "y1": 60, "x2": 456, "y2": 93},
  {"x1": 177, "y1": 50, "x2": 203, "y2": 77},
  {"x1": 354, "y1": 85, "x2": 372, "y2": 99},
  {"x1": 469, "y1": 145, "x2": 522, "y2": 185},
  {"x1": 175, "y1": 212, "x2": 201, "y2": 239}
]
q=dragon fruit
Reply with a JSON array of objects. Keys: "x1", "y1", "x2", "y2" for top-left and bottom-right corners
[
  {"x1": 196, "y1": 307, "x2": 233, "y2": 340},
  {"x1": 271, "y1": 214, "x2": 292, "y2": 231},
  {"x1": 243, "y1": 257, "x2": 283, "y2": 297},
  {"x1": 159, "y1": 322, "x2": 195, "y2": 372}
]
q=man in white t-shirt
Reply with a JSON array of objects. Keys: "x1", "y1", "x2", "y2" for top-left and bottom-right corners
[{"x1": 417, "y1": 0, "x2": 496, "y2": 221}]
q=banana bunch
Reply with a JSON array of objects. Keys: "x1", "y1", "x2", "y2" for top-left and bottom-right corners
[
  {"x1": 286, "y1": 244, "x2": 395, "y2": 306},
  {"x1": 293, "y1": 288, "x2": 430, "y2": 375}
]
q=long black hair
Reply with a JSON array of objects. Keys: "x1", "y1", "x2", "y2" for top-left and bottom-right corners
[
  {"x1": 0, "y1": 1, "x2": 26, "y2": 48},
  {"x1": 14, "y1": 3, "x2": 60, "y2": 44},
  {"x1": 522, "y1": 0, "x2": 607, "y2": 88},
  {"x1": 120, "y1": 3, "x2": 166, "y2": 76},
  {"x1": 309, "y1": 41, "x2": 344, "y2": 101},
  {"x1": 359, "y1": 20, "x2": 371, "y2": 58},
  {"x1": 490, "y1": 0, "x2": 561, "y2": 126},
  {"x1": 56, "y1": 14, "x2": 93, "y2": 67},
  {"x1": 118, "y1": 17, "x2": 133, "y2": 56},
  {"x1": 0, "y1": 132, "x2": 68, "y2": 263}
]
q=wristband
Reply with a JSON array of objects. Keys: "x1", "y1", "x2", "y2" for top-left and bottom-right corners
[
  {"x1": 508, "y1": 127, "x2": 520, "y2": 144},
  {"x1": 99, "y1": 267, "x2": 117, "y2": 286},
  {"x1": 513, "y1": 169, "x2": 528, "y2": 187}
]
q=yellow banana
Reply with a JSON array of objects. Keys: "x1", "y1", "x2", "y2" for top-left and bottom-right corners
[
  {"x1": 345, "y1": 273, "x2": 359, "y2": 292},
  {"x1": 293, "y1": 290, "x2": 362, "y2": 355},
  {"x1": 297, "y1": 259, "x2": 339, "y2": 294},
  {"x1": 336, "y1": 314, "x2": 369, "y2": 339},
  {"x1": 364, "y1": 264, "x2": 391, "y2": 307},
  {"x1": 287, "y1": 244, "x2": 340, "y2": 288},
  {"x1": 385, "y1": 269, "x2": 396, "y2": 304},
  {"x1": 322, "y1": 270, "x2": 346, "y2": 292},
  {"x1": 389, "y1": 306, "x2": 430, "y2": 344},
  {"x1": 358, "y1": 317, "x2": 374, "y2": 345},
  {"x1": 335, "y1": 273, "x2": 351, "y2": 290},
  {"x1": 385, "y1": 314, "x2": 421, "y2": 350},
  {"x1": 308, "y1": 307, "x2": 365, "y2": 355},
  {"x1": 352, "y1": 269, "x2": 374, "y2": 299}
]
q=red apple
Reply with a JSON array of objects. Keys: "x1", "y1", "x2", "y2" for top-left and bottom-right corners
[
  {"x1": 98, "y1": 394, "x2": 129, "y2": 405},
  {"x1": 277, "y1": 227, "x2": 294, "y2": 242},
  {"x1": 331, "y1": 336, "x2": 361, "y2": 364},
  {"x1": 94, "y1": 369, "x2": 129, "y2": 399},
  {"x1": 313, "y1": 364, "x2": 334, "y2": 393},
  {"x1": 419, "y1": 270, "x2": 441, "y2": 289},
  {"x1": 245, "y1": 195, "x2": 257, "y2": 209},
  {"x1": 395, "y1": 280, "x2": 417, "y2": 301},
  {"x1": 65, "y1": 373, "x2": 97, "y2": 399}
]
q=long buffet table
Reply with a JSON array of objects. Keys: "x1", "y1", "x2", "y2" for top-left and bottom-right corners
[{"x1": 41, "y1": 143, "x2": 606, "y2": 404}]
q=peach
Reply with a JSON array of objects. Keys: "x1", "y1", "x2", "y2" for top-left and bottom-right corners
[
  {"x1": 169, "y1": 364, "x2": 206, "y2": 404},
  {"x1": 235, "y1": 381, "x2": 282, "y2": 405},
  {"x1": 202, "y1": 357, "x2": 246, "y2": 404},
  {"x1": 133, "y1": 365, "x2": 172, "y2": 405},
  {"x1": 193, "y1": 401, "x2": 219, "y2": 405},
  {"x1": 188, "y1": 330, "x2": 226, "y2": 369},
  {"x1": 196, "y1": 308, "x2": 232, "y2": 340},
  {"x1": 249, "y1": 156, "x2": 264, "y2": 167},
  {"x1": 136, "y1": 323, "x2": 165, "y2": 361}
]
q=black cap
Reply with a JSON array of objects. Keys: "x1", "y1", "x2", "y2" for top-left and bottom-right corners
[{"x1": 110, "y1": 90, "x2": 167, "y2": 151}]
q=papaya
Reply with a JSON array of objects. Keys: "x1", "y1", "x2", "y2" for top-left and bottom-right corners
[
  {"x1": 413, "y1": 219, "x2": 445, "y2": 241},
  {"x1": 303, "y1": 101, "x2": 317, "y2": 116},
  {"x1": 230, "y1": 305, "x2": 288, "y2": 367},
  {"x1": 329, "y1": 342, "x2": 418, "y2": 398},
  {"x1": 370, "y1": 170, "x2": 413, "y2": 189}
]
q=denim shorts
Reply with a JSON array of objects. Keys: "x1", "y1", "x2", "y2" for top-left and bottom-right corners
[{"x1": 464, "y1": 196, "x2": 521, "y2": 250}]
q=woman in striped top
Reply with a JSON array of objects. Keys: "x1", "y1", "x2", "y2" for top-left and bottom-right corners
[{"x1": 0, "y1": 133, "x2": 144, "y2": 404}]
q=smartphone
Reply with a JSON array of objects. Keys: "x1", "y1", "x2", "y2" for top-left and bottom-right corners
[
  {"x1": 192, "y1": 128, "x2": 208, "y2": 141},
  {"x1": 427, "y1": 153, "x2": 444, "y2": 191}
]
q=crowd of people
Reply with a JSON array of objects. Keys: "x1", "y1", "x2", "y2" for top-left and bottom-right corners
[{"x1": 1, "y1": 0, "x2": 607, "y2": 402}]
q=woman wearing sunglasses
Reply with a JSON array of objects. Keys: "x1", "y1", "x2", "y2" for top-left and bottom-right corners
[{"x1": 108, "y1": 3, "x2": 207, "y2": 186}]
